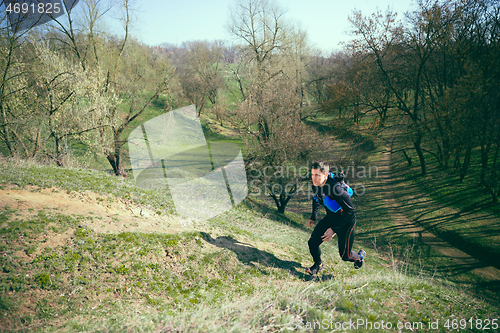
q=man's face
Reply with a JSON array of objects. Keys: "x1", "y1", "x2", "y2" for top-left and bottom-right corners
[{"x1": 311, "y1": 168, "x2": 327, "y2": 187}]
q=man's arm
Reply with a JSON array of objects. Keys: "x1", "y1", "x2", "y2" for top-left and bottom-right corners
[
  {"x1": 310, "y1": 196, "x2": 319, "y2": 222},
  {"x1": 308, "y1": 195, "x2": 320, "y2": 227}
]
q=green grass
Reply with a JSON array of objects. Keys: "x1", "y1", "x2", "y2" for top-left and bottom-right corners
[
  {"x1": 0, "y1": 159, "x2": 175, "y2": 215},
  {"x1": 1, "y1": 109, "x2": 499, "y2": 331},
  {"x1": 1, "y1": 161, "x2": 498, "y2": 332},
  {"x1": 389, "y1": 140, "x2": 500, "y2": 268},
  {"x1": 304, "y1": 115, "x2": 378, "y2": 161},
  {"x1": 397, "y1": 141, "x2": 500, "y2": 215}
]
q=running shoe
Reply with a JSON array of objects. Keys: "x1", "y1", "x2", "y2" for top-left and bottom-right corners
[
  {"x1": 306, "y1": 262, "x2": 323, "y2": 275},
  {"x1": 354, "y1": 249, "x2": 366, "y2": 269}
]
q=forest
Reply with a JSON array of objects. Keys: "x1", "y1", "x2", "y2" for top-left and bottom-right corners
[
  {"x1": 1, "y1": 0, "x2": 499, "y2": 213},
  {"x1": 1, "y1": 0, "x2": 499, "y2": 204}
]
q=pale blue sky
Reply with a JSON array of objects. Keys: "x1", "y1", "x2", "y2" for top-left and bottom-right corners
[{"x1": 110, "y1": 0, "x2": 416, "y2": 53}]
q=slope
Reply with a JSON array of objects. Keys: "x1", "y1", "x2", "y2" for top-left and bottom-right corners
[{"x1": 0, "y1": 159, "x2": 498, "y2": 332}]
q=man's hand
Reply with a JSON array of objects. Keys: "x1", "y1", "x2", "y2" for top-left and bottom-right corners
[
  {"x1": 321, "y1": 228, "x2": 335, "y2": 242},
  {"x1": 307, "y1": 219, "x2": 315, "y2": 227}
]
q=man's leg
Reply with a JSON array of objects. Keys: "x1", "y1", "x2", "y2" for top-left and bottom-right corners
[
  {"x1": 308, "y1": 217, "x2": 333, "y2": 264},
  {"x1": 336, "y1": 218, "x2": 362, "y2": 263}
]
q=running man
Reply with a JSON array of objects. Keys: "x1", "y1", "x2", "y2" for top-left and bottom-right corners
[{"x1": 306, "y1": 161, "x2": 366, "y2": 275}]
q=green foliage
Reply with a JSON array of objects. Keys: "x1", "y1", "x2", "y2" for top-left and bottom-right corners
[
  {"x1": 34, "y1": 273, "x2": 52, "y2": 289},
  {"x1": 36, "y1": 298, "x2": 56, "y2": 319}
]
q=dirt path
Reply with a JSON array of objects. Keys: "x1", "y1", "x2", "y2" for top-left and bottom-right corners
[
  {"x1": 0, "y1": 184, "x2": 191, "y2": 235},
  {"x1": 377, "y1": 141, "x2": 500, "y2": 299}
]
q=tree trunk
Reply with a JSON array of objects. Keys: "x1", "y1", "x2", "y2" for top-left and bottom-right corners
[
  {"x1": 106, "y1": 153, "x2": 124, "y2": 177},
  {"x1": 270, "y1": 181, "x2": 296, "y2": 214},
  {"x1": 485, "y1": 181, "x2": 498, "y2": 203},
  {"x1": 479, "y1": 142, "x2": 491, "y2": 186},
  {"x1": 413, "y1": 134, "x2": 426, "y2": 176},
  {"x1": 107, "y1": 137, "x2": 127, "y2": 177},
  {"x1": 402, "y1": 149, "x2": 412, "y2": 167},
  {"x1": 271, "y1": 193, "x2": 290, "y2": 214},
  {"x1": 277, "y1": 201, "x2": 286, "y2": 214},
  {"x1": 487, "y1": 142, "x2": 500, "y2": 203},
  {"x1": 54, "y1": 136, "x2": 65, "y2": 167},
  {"x1": 33, "y1": 128, "x2": 41, "y2": 158},
  {"x1": 459, "y1": 145, "x2": 472, "y2": 182},
  {"x1": 269, "y1": 192, "x2": 283, "y2": 213},
  {"x1": 0, "y1": 127, "x2": 14, "y2": 157},
  {"x1": 0, "y1": 107, "x2": 14, "y2": 157}
]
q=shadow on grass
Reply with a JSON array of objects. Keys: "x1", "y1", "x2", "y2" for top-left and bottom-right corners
[
  {"x1": 475, "y1": 280, "x2": 500, "y2": 302},
  {"x1": 201, "y1": 232, "x2": 309, "y2": 280},
  {"x1": 386, "y1": 153, "x2": 500, "y2": 270},
  {"x1": 443, "y1": 261, "x2": 500, "y2": 306},
  {"x1": 365, "y1": 141, "x2": 500, "y2": 305},
  {"x1": 304, "y1": 118, "x2": 377, "y2": 153},
  {"x1": 243, "y1": 197, "x2": 310, "y2": 233},
  {"x1": 150, "y1": 96, "x2": 168, "y2": 110}
]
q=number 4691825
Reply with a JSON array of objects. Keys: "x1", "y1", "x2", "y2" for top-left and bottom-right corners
[
  {"x1": 5, "y1": 2, "x2": 61, "y2": 15},
  {"x1": 444, "y1": 319, "x2": 498, "y2": 330}
]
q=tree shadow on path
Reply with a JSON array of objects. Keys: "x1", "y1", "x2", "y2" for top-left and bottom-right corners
[{"x1": 373, "y1": 141, "x2": 500, "y2": 305}]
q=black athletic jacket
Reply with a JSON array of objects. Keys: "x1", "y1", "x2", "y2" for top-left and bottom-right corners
[{"x1": 310, "y1": 174, "x2": 355, "y2": 226}]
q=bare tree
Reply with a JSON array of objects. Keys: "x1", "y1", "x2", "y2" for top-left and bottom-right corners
[
  {"x1": 0, "y1": 7, "x2": 36, "y2": 158},
  {"x1": 320, "y1": 53, "x2": 395, "y2": 126},
  {"x1": 106, "y1": 39, "x2": 174, "y2": 176},
  {"x1": 245, "y1": 86, "x2": 328, "y2": 213},
  {"x1": 228, "y1": 0, "x2": 325, "y2": 213},
  {"x1": 348, "y1": 3, "x2": 456, "y2": 175},
  {"x1": 178, "y1": 40, "x2": 225, "y2": 116},
  {"x1": 45, "y1": 0, "x2": 173, "y2": 175},
  {"x1": 31, "y1": 39, "x2": 111, "y2": 166},
  {"x1": 227, "y1": 0, "x2": 289, "y2": 105}
]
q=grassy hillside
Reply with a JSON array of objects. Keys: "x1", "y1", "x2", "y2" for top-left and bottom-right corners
[
  {"x1": 389, "y1": 136, "x2": 500, "y2": 268},
  {"x1": 0, "y1": 159, "x2": 498, "y2": 332}
]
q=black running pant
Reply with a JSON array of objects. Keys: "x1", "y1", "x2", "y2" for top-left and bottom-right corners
[{"x1": 308, "y1": 215, "x2": 361, "y2": 264}]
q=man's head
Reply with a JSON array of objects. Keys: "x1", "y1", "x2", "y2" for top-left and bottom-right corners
[{"x1": 311, "y1": 161, "x2": 329, "y2": 187}]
